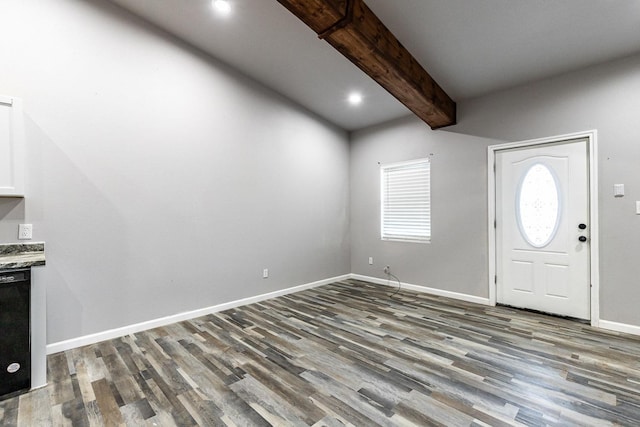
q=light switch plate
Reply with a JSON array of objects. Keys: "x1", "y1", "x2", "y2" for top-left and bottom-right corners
[
  {"x1": 614, "y1": 184, "x2": 625, "y2": 197},
  {"x1": 636, "y1": 201, "x2": 640, "y2": 215},
  {"x1": 18, "y1": 224, "x2": 32, "y2": 240}
]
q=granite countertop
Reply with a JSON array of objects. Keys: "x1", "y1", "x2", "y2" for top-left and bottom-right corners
[{"x1": 0, "y1": 243, "x2": 46, "y2": 269}]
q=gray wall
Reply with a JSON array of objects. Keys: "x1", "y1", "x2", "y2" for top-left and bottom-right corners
[
  {"x1": 350, "y1": 116, "x2": 498, "y2": 298},
  {"x1": 350, "y1": 52, "x2": 640, "y2": 327},
  {"x1": 3, "y1": 0, "x2": 639, "y2": 347},
  {"x1": 452, "y1": 53, "x2": 640, "y2": 327},
  {"x1": 0, "y1": 0, "x2": 350, "y2": 344}
]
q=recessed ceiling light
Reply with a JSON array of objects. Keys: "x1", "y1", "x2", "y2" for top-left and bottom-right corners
[
  {"x1": 348, "y1": 92, "x2": 363, "y2": 105},
  {"x1": 213, "y1": 0, "x2": 231, "y2": 15}
]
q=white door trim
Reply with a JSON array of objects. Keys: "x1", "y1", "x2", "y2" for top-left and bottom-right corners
[{"x1": 487, "y1": 130, "x2": 599, "y2": 327}]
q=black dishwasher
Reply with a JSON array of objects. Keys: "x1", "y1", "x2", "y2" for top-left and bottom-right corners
[{"x1": 0, "y1": 269, "x2": 30, "y2": 399}]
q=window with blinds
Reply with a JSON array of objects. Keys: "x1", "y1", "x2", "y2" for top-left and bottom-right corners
[{"x1": 380, "y1": 158, "x2": 431, "y2": 243}]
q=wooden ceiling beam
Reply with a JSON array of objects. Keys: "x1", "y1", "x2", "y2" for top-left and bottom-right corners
[{"x1": 276, "y1": 0, "x2": 456, "y2": 129}]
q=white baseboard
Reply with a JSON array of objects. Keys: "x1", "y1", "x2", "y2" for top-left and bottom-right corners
[
  {"x1": 46, "y1": 274, "x2": 351, "y2": 354},
  {"x1": 46, "y1": 273, "x2": 635, "y2": 354},
  {"x1": 598, "y1": 319, "x2": 640, "y2": 337},
  {"x1": 349, "y1": 274, "x2": 492, "y2": 306}
]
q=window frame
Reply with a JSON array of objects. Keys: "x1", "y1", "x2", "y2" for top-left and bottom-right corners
[{"x1": 380, "y1": 158, "x2": 431, "y2": 243}]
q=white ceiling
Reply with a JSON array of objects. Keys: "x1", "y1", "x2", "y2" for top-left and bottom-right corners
[{"x1": 110, "y1": 0, "x2": 640, "y2": 131}]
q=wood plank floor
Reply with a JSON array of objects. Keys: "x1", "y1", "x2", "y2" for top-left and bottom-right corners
[{"x1": 2, "y1": 279, "x2": 640, "y2": 426}]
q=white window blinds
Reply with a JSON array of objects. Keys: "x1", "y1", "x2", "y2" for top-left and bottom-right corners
[{"x1": 381, "y1": 158, "x2": 430, "y2": 242}]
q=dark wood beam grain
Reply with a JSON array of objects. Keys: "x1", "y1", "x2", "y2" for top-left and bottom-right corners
[{"x1": 276, "y1": 0, "x2": 456, "y2": 129}]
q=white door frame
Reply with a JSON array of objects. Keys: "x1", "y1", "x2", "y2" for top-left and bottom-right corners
[{"x1": 487, "y1": 130, "x2": 600, "y2": 327}]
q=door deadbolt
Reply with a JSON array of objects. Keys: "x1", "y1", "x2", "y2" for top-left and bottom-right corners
[
  {"x1": 578, "y1": 223, "x2": 587, "y2": 230},
  {"x1": 578, "y1": 236, "x2": 588, "y2": 242}
]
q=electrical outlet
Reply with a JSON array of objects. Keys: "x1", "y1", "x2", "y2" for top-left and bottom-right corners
[
  {"x1": 384, "y1": 265, "x2": 390, "y2": 274},
  {"x1": 368, "y1": 257, "x2": 373, "y2": 265},
  {"x1": 18, "y1": 224, "x2": 33, "y2": 240},
  {"x1": 263, "y1": 268, "x2": 269, "y2": 279}
]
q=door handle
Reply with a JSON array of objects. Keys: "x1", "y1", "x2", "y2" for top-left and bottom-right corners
[
  {"x1": 578, "y1": 236, "x2": 588, "y2": 242},
  {"x1": 578, "y1": 223, "x2": 587, "y2": 230}
]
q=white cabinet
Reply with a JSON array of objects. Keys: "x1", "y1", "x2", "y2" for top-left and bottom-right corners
[{"x1": 0, "y1": 95, "x2": 25, "y2": 197}]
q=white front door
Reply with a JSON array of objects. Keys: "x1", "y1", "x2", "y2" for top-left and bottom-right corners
[{"x1": 496, "y1": 139, "x2": 590, "y2": 319}]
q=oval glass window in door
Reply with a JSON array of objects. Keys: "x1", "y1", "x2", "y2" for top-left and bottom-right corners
[{"x1": 517, "y1": 163, "x2": 560, "y2": 247}]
